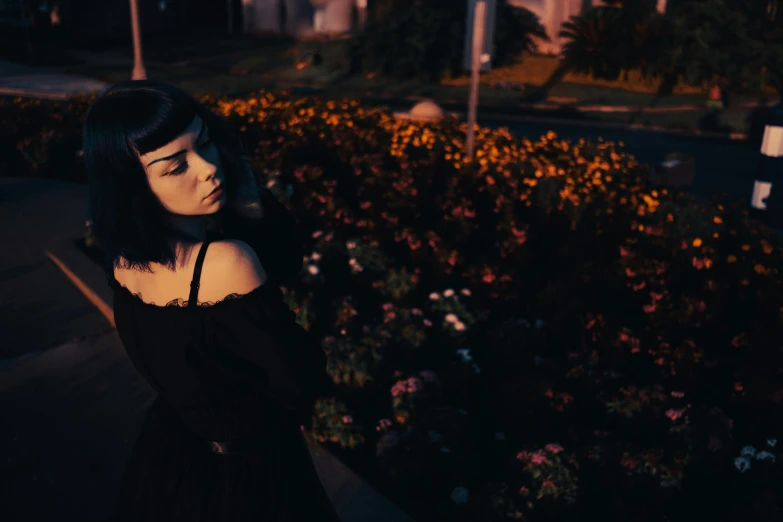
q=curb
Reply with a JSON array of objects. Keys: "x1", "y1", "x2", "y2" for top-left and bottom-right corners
[{"x1": 43, "y1": 249, "x2": 115, "y2": 327}]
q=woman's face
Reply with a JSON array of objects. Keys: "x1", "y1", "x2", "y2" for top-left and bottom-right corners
[{"x1": 138, "y1": 114, "x2": 226, "y2": 216}]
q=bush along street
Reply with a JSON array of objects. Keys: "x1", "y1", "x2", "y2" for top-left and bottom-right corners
[{"x1": 9, "y1": 90, "x2": 783, "y2": 522}]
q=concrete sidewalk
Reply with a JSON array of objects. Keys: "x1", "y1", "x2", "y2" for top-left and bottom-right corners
[
  {"x1": 0, "y1": 177, "x2": 414, "y2": 522},
  {"x1": 0, "y1": 59, "x2": 108, "y2": 99}
]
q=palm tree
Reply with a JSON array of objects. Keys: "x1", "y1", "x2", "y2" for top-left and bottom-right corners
[{"x1": 558, "y1": 6, "x2": 627, "y2": 80}]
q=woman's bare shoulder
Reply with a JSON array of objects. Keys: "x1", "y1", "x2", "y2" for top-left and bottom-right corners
[{"x1": 199, "y1": 240, "x2": 268, "y2": 300}]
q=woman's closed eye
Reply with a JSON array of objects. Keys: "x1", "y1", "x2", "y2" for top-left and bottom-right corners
[{"x1": 166, "y1": 138, "x2": 213, "y2": 176}]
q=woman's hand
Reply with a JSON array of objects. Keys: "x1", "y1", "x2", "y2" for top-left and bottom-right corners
[{"x1": 230, "y1": 158, "x2": 265, "y2": 220}]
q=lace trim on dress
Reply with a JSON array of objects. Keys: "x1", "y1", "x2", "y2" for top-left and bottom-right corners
[{"x1": 106, "y1": 271, "x2": 264, "y2": 308}]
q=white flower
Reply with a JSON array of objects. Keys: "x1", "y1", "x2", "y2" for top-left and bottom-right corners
[
  {"x1": 445, "y1": 313, "x2": 459, "y2": 324},
  {"x1": 307, "y1": 265, "x2": 319, "y2": 275},
  {"x1": 457, "y1": 348, "x2": 472, "y2": 362},
  {"x1": 495, "y1": 432, "x2": 505, "y2": 441},
  {"x1": 768, "y1": 438, "x2": 778, "y2": 448},
  {"x1": 266, "y1": 179, "x2": 277, "y2": 188},
  {"x1": 756, "y1": 450, "x2": 776, "y2": 462},
  {"x1": 311, "y1": 252, "x2": 321, "y2": 261},
  {"x1": 450, "y1": 486, "x2": 469, "y2": 505},
  {"x1": 443, "y1": 289, "x2": 455, "y2": 297},
  {"x1": 460, "y1": 288, "x2": 471, "y2": 296},
  {"x1": 429, "y1": 292, "x2": 440, "y2": 300},
  {"x1": 734, "y1": 456, "x2": 752, "y2": 473},
  {"x1": 346, "y1": 240, "x2": 357, "y2": 250},
  {"x1": 740, "y1": 445, "x2": 757, "y2": 457},
  {"x1": 454, "y1": 321, "x2": 466, "y2": 331}
]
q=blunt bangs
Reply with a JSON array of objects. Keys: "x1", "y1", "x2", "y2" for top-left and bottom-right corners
[{"x1": 83, "y1": 79, "x2": 247, "y2": 273}]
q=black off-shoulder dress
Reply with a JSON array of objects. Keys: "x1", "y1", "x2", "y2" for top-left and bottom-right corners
[{"x1": 106, "y1": 189, "x2": 340, "y2": 521}]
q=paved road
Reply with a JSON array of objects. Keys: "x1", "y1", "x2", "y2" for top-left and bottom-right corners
[
  {"x1": 487, "y1": 120, "x2": 761, "y2": 203},
  {"x1": 0, "y1": 178, "x2": 112, "y2": 361}
]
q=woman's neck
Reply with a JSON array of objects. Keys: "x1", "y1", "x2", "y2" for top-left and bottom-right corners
[
  {"x1": 168, "y1": 212, "x2": 224, "y2": 243},
  {"x1": 169, "y1": 214, "x2": 209, "y2": 242}
]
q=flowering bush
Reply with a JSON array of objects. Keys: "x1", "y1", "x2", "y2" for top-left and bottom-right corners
[{"x1": 13, "y1": 90, "x2": 783, "y2": 521}]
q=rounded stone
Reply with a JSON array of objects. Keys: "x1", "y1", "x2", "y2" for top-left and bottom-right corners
[{"x1": 409, "y1": 100, "x2": 445, "y2": 121}]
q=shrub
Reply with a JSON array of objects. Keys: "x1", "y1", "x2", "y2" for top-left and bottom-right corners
[
  {"x1": 12, "y1": 90, "x2": 783, "y2": 522},
  {"x1": 208, "y1": 91, "x2": 783, "y2": 522}
]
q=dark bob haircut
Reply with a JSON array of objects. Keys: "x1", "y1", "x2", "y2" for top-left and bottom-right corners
[{"x1": 83, "y1": 79, "x2": 250, "y2": 273}]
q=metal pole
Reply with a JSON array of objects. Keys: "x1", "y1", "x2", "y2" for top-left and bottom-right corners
[
  {"x1": 465, "y1": 0, "x2": 485, "y2": 161},
  {"x1": 129, "y1": 0, "x2": 147, "y2": 80}
]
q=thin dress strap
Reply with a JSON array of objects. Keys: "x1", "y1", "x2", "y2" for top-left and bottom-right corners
[{"x1": 188, "y1": 241, "x2": 211, "y2": 307}]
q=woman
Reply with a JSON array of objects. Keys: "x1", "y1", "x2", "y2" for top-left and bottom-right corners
[{"x1": 83, "y1": 79, "x2": 340, "y2": 521}]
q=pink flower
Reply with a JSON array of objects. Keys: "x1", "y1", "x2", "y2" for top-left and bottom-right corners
[
  {"x1": 671, "y1": 391, "x2": 685, "y2": 398},
  {"x1": 545, "y1": 443, "x2": 564, "y2": 454},
  {"x1": 625, "y1": 267, "x2": 636, "y2": 278},
  {"x1": 665, "y1": 408, "x2": 684, "y2": 421},
  {"x1": 541, "y1": 480, "x2": 556, "y2": 489},
  {"x1": 692, "y1": 257, "x2": 705, "y2": 270},
  {"x1": 697, "y1": 301, "x2": 706, "y2": 312},
  {"x1": 390, "y1": 381, "x2": 407, "y2": 397},
  {"x1": 423, "y1": 318, "x2": 433, "y2": 327},
  {"x1": 516, "y1": 451, "x2": 530, "y2": 461},
  {"x1": 519, "y1": 486, "x2": 530, "y2": 496},
  {"x1": 650, "y1": 291, "x2": 664, "y2": 301},
  {"x1": 376, "y1": 418, "x2": 393, "y2": 431},
  {"x1": 643, "y1": 303, "x2": 656, "y2": 314},
  {"x1": 382, "y1": 302, "x2": 394, "y2": 311},
  {"x1": 632, "y1": 281, "x2": 646, "y2": 291},
  {"x1": 619, "y1": 247, "x2": 630, "y2": 257},
  {"x1": 411, "y1": 308, "x2": 423, "y2": 316},
  {"x1": 530, "y1": 450, "x2": 549, "y2": 465},
  {"x1": 342, "y1": 415, "x2": 353, "y2": 424}
]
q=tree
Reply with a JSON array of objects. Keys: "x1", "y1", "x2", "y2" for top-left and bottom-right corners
[
  {"x1": 559, "y1": 5, "x2": 661, "y2": 81},
  {"x1": 352, "y1": 0, "x2": 547, "y2": 83}
]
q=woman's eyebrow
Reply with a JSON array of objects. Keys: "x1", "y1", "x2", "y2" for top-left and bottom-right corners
[{"x1": 146, "y1": 121, "x2": 207, "y2": 167}]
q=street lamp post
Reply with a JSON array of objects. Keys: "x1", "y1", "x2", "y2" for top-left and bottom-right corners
[
  {"x1": 464, "y1": 0, "x2": 486, "y2": 161},
  {"x1": 129, "y1": 0, "x2": 147, "y2": 80}
]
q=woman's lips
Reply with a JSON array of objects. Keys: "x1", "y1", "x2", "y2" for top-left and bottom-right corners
[{"x1": 205, "y1": 185, "x2": 223, "y2": 200}]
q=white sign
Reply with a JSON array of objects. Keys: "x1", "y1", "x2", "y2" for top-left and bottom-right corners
[
  {"x1": 761, "y1": 125, "x2": 783, "y2": 157},
  {"x1": 463, "y1": 0, "x2": 497, "y2": 72},
  {"x1": 751, "y1": 180, "x2": 773, "y2": 210}
]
